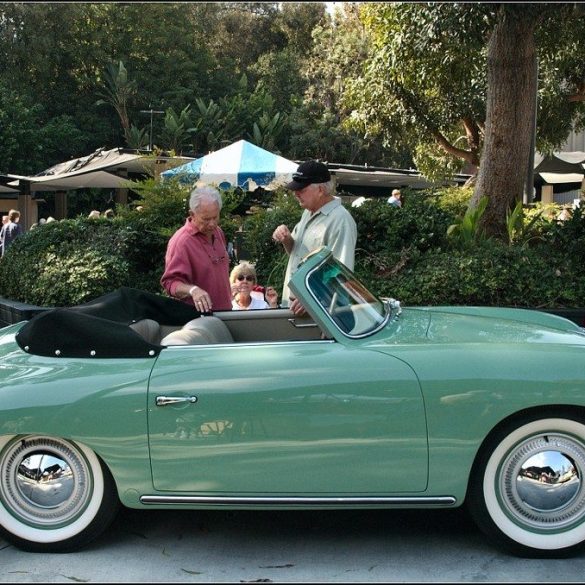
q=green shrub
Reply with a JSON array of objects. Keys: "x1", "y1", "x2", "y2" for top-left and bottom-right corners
[
  {"x1": 3, "y1": 181, "x2": 585, "y2": 311},
  {"x1": 353, "y1": 194, "x2": 454, "y2": 256},
  {"x1": 418, "y1": 185, "x2": 473, "y2": 216},
  {"x1": 120, "y1": 176, "x2": 189, "y2": 237},
  {"x1": 0, "y1": 216, "x2": 167, "y2": 306},
  {"x1": 373, "y1": 239, "x2": 585, "y2": 309},
  {"x1": 537, "y1": 205, "x2": 585, "y2": 266}
]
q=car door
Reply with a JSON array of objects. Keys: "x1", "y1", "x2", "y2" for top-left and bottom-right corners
[{"x1": 147, "y1": 340, "x2": 427, "y2": 494}]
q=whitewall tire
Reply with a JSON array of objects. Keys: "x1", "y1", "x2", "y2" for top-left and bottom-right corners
[
  {"x1": 0, "y1": 435, "x2": 119, "y2": 552},
  {"x1": 468, "y1": 413, "x2": 585, "y2": 558}
]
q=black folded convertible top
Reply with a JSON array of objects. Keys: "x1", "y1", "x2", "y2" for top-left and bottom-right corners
[{"x1": 15, "y1": 287, "x2": 201, "y2": 359}]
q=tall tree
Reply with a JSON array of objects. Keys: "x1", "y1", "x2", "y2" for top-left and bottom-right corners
[
  {"x1": 0, "y1": 3, "x2": 227, "y2": 155},
  {"x1": 0, "y1": 82, "x2": 43, "y2": 174},
  {"x1": 0, "y1": 3, "x2": 117, "y2": 153},
  {"x1": 472, "y1": 5, "x2": 538, "y2": 235},
  {"x1": 293, "y1": 2, "x2": 405, "y2": 166},
  {"x1": 345, "y1": 2, "x2": 585, "y2": 237},
  {"x1": 346, "y1": 3, "x2": 489, "y2": 178},
  {"x1": 472, "y1": 3, "x2": 585, "y2": 237}
]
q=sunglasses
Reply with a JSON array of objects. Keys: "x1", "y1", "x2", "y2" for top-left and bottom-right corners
[{"x1": 236, "y1": 275, "x2": 255, "y2": 282}]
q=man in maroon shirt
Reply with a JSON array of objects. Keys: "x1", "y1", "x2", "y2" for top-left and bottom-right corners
[{"x1": 161, "y1": 185, "x2": 232, "y2": 312}]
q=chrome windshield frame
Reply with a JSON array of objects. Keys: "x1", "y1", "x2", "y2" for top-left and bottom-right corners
[{"x1": 303, "y1": 256, "x2": 392, "y2": 340}]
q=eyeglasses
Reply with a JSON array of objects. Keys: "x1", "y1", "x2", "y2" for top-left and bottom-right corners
[{"x1": 236, "y1": 275, "x2": 255, "y2": 282}]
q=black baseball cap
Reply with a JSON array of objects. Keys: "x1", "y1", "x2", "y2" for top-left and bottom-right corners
[{"x1": 286, "y1": 160, "x2": 331, "y2": 191}]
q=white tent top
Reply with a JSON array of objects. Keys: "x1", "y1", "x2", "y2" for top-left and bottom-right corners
[
  {"x1": 534, "y1": 151, "x2": 585, "y2": 167},
  {"x1": 7, "y1": 170, "x2": 130, "y2": 192},
  {"x1": 161, "y1": 140, "x2": 297, "y2": 190}
]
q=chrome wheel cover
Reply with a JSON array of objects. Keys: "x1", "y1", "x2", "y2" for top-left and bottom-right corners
[
  {"x1": 498, "y1": 432, "x2": 585, "y2": 531},
  {"x1": 0, "y1": 437, "x2": 93, "y2": 528}
]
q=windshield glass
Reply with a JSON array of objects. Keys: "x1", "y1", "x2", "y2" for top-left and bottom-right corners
[{"x1": 307, "y1": 256, "x2": 388, "y2": 337}]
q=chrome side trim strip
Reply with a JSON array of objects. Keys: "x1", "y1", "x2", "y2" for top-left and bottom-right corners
[
  {"x1": 140, "y1": 495, "x2": 457, "y2": 506},
  {"x1": 164, "y1": 340, "x2": 335, "y2": 349}
]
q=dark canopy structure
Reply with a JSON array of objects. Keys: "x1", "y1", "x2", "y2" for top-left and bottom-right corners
[{"x1": 15, "y1": 287, "x2": 201, "y2": 359}]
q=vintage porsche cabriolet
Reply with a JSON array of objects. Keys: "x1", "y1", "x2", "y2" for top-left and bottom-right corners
[{"x1": 1, "y1": 246, "x2": 585, "y2": 557}]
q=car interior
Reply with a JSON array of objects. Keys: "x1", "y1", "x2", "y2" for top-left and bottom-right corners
[{"x1": 129, "y1": 309, "x2": 326, "y2": 346}]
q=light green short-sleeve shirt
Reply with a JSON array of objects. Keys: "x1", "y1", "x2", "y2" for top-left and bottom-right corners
[{"x1": 281, "y1": 197, "x2": 357, "y2": 306}]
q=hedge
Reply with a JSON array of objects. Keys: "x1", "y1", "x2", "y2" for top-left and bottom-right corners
[
  {"x1": 0, "y1": 215, "x2": 167, "y2": 306},
  {"x1": 1, "y1": 184, "x2": 584, "y2": 311}
]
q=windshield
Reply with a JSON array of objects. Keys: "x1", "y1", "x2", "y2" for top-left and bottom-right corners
[{"x1": 306, "y1": 256, "x2": 388, "y2": 337}]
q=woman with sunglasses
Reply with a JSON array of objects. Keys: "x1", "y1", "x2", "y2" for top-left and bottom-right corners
[{"x1": 230, "y1": 262, "x2": 278, "y2": 310}]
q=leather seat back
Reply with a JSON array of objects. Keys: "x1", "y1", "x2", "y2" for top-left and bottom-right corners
[
  {"x1": 129, "y1": 318, "x2": 162, "y2": 344},
  {"x1": 160, "y1": 316, "x2": 234, "y2": 346}
]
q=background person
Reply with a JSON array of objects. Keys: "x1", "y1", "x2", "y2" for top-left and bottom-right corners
[
  {"x1": 0, "y1": 209, "x2": 23, "y2": 257},
  {"x1": 161, "y1": 185, "x2": 232, "y2": 312},
  {"x1": 387, "y1": 189, "x2": 402, "y2": 207},
  {"x1": 557, "y1": 206, "x2": 572, "y2": 221},
  {"x1": 230, "y1": 262, "x2": 278, "y2": 310},
  {"x1": 272, "y1": 160, "x2": 357, "y2": 315}
]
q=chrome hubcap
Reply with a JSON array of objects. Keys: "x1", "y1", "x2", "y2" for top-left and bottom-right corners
[
  {"x1": 0, "y1": 437, "x2": 92, "y2": 527},
  {"x1": 500, "y1": 433, "x2": 585, "y2": 530}
]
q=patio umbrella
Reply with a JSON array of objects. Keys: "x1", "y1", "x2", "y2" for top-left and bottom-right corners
[{"x1": 161, "y1": 140, "x2": 298, "y2": 190}]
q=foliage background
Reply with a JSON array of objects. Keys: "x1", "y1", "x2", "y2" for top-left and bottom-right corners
[
  {"x1": 2, "y1": 2, "x2": 585, "y2": 216},
  {"x1": 0, "y1": 2, "x2": 409, "y2": 179}
]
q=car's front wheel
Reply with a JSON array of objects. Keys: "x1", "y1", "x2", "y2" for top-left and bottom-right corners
[
  {"x1": 468, "y1": 412, "x2": 585, "y2": 557},
  {"x1": 0, "y1": 435, "x2": 119, "y2": 552}
]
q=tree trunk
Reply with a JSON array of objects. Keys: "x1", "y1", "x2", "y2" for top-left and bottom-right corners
[{"x1": 472, "y1": 7, "x2": 538, "y2": 239}]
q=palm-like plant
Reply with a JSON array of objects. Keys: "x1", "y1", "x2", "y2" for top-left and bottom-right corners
[
  {"x1": 95, "y1": 61, "x2": 137, "y2": 144},
  {"x1": 506, "y1": 200, "x2": 544, "y2": 247},
  {"x1": 248, "y1": 112, "x2": 285, "y2": 152},
  {"x1": 447, "y1": 195, "x2": 488, "y2": 247},
  {"x1": 159, "y1": 106, "x2": 194, "y2": 154},
  {"x1": 190, "y1": 98, "x2": 227, "y2": 153},
  {"x1": 126, "y1": 125, "x2": 149, "y2": 150}
]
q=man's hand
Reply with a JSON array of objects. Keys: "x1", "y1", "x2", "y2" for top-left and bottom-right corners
[
  {"x1": 272, "y1": 224, "x2": 294, "y2": 254},
  {"x1": 289, "y1": 297, "x2": 307, "y2": 316},
  {"x1": 190, "y1": 286, "x2": 212, "y2": 313}
]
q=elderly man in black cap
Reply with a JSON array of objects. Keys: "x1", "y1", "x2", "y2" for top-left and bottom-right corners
[{"x1": 272, "y1": 160, "x2": 357, "y2": 314}]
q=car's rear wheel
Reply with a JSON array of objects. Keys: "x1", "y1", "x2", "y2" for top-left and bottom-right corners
[
  {"x1": 468, "y1": 413, "x2": 585, "y2": 557},
  {"x1": 0, "y1": 435, "x2": 119, "y2": 552}
]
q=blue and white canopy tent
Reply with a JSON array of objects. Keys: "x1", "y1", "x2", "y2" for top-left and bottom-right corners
[{"x1": 160, "y1": 140, "x2": 298, "y2": 191}]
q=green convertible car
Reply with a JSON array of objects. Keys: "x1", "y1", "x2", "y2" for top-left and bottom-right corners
[{"x1": 1, "y1": 246, "x2": 585, "y2": 557}]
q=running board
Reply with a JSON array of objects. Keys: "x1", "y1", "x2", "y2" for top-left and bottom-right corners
[{"x1": 140, "y1": 495, "x2": 457, "y2": 507}]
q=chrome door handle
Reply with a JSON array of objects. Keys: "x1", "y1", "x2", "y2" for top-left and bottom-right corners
[
  {"x1": 287, "y1": 319, "x2": 318, "y2": 328},
  {"x1": 156, "y1": 396, "x2": 198, "y2": 407}
]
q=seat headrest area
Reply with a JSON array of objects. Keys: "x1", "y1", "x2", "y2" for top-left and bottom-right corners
[{"x1": 129, "y1": 318, "x2": 162, "y2": 345}]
